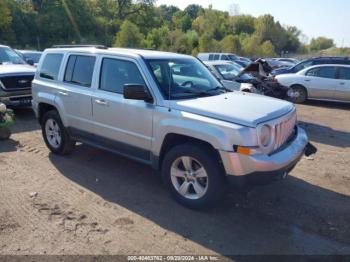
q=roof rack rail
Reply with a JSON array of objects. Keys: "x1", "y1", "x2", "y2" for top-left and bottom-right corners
[{"x1": 52, "y1": 45, "x2": 108, "y2": 49}]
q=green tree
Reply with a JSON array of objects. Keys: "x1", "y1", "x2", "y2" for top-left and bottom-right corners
[
  {"x1": 0, "y1": 0, "x2": 14, "y2": 44},
  {"x1": 309, "y1": 37, "x2": 335, "y2": 51},
  {"x1": 258, "y1": 41, "x2": 276, "y2": 57},
  {"x1": 114, "y1": 20, "x2": 144, "y2": 48},
  {"x1": 228, "y1": 15, "x2": 255, "y2": 35},
  {"x1": 220, "y1": 35, "x2": 241, "y2": 53}
]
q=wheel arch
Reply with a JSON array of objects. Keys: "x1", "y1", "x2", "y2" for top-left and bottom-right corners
[{"x1": 157, "y1": 133, "x2": 222, "y2": 170}]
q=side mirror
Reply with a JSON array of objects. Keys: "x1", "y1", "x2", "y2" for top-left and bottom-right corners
[
  {"x1": 123, "y1": 84, "x2": 153, "y2": 103},
  {"x1": 26, "y1": 59, "x2": 34, "y2": 66}
]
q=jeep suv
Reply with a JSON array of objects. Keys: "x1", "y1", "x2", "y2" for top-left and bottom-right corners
[
  {"x1": 0, "y1": 45, "x2": 36, "y2": 106},
  {"x1": 32, "y1": 46, "x2": 310, "y2": 209}
]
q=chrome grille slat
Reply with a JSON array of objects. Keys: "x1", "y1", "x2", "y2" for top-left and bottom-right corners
[{"x1": 273, "y1": 111, "x2": 297, "y2": 151}]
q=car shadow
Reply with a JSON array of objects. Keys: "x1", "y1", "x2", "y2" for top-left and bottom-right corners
[
  {"x1": 305, "y1": 100, "x2": 350, "y2": 110},
  {"x1": 299, "y1": 121, "x2": 350, "y2": 148},
  {"x1": 49, "y1": 145, "x2": 350, "y2": 255},
  {"x1": 10, "y1": 107, "x2": 40, "y2": 134}
]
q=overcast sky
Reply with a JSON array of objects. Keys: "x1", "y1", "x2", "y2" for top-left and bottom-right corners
[{"x1": 156, "y1": 0, "x2": 350, "y2": 47}]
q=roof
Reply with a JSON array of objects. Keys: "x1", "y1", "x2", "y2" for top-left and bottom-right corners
[
  {"x1": 44, "y1": 47, "x2": 192, "y2": 60},
  {"x1": 18, "y1": 50, "x2": 42, "y2": 54},
  {"x1": 301, "y1": 64, "x2": 350, "y2": 71},
  {"x1": 203, "y1": 60, "x2": 236, "y2": 66}
]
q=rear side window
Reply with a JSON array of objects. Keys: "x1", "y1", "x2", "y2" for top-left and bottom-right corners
[
  {"x1": 306, "y1": 66, "x2": 337, "y2": 79},
  {"x1": 40, "y1": 53, "x2": 63, "y2": 80},
  {"x1": 208, "y1": 54, "x2": 214, "y2": 60},
  {"x1": 64, "y1": 55, "x2": 96, "y2": 87},
  {"x1": 338, "y1": 67, "x2": 350, "y2": 80},
  {"x1": 99, "y1": 58, "x2": 145, "y2": 94},
  {"x1": 214, "y1": 54, "x2": 220, "y2": 60}
]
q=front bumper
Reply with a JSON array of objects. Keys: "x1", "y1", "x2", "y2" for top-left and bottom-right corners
[
  {"x1": 0, "y1": 94, "x2": 32, "y2": 107},
  {"x1": 220, "y1": 126, "x2": 308, "y2": 177}
]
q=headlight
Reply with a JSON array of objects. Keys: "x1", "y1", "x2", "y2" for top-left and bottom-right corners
[{"x1": 259, "y1": 125, "x2": 272, "y2": 147}]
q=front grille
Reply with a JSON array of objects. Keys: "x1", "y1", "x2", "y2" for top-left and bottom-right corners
[
  {"x1": 0, "y1": 75, "x2": 34, "y2": 91},
  {"x1": 273, "y1": 111, "x2": 297, "y2": 151}
]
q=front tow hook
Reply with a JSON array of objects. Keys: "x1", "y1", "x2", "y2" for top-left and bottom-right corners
[{"x1": 305, "y1": 142, "x2": 317, "y2": 157}]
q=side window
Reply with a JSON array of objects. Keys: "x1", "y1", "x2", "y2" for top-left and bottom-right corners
[
  {"x1": 208, "y1": 54, "x2": 214, "y2": 60},
  {"x1": 338, "y1": 67, "x2": 350, "y2": 80},
  {"x1": 99, "y1": 58, "x2": 145, "y2": 94},
  {"x1": 306, "y1": 67, "x2": 336, "y2": 79},
  {"x1": 64, "y1": 55, "x2": 96, "y2": 87},
  {"x1": 213, "y1": 54, "x2": 220, "y2": 60},
  {"x1": 39, "y1": 53, "x2": 63, "y2": 80}
]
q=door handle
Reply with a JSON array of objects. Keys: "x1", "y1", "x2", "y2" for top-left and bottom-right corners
[
  {"x1": 95, "y1": 99, "x2": 108, "y2": 106},
  {"x1": 58, "y1": 91, "x2": 69, "y2": 96},
  {"x1": 304, "y1": 79, "x2": 311, "y2": 82},
  {"x1": 339, "y1": 82, "x2": 345, "y2": 85}
]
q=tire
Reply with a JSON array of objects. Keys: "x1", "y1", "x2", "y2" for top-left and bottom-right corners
[
  {"x1": 41, "y1": 110, "x2": 75, "y2": 155},
  {"x1": 289, "y1": 85, "x2": 307, "y2": 104},
  {"x1": 161, "y1": 143, "x2": 226, "y2": 209}
]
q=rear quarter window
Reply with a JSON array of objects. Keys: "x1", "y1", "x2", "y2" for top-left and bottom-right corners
[{"x1": 39, "y1": 53, "x2": 63, "y2": 80}]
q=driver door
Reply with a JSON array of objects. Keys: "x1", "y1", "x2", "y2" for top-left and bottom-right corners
[{"x1": 92, "y1": 56, "x2": 154, "y2": 162}]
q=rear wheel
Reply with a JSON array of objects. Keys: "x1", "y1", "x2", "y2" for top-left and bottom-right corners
[
  {"x1": 41, "y1": 110, "x2": 75, "y2": 155},
  {"x1": 289, "y1": 85, "x2": 307, "y2": 104},
  {"x1": 161, "y1": 143, "x2": 226, "y2": 209}
]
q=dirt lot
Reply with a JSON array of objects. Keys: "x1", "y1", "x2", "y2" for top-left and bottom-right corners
[{"x1": 0, "y1": 100, "x2": 349, "y2": 256}]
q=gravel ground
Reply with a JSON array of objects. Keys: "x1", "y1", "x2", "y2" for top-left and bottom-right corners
[{"x1": 0, "y1": 100, "x2": 349, "y2": 256}]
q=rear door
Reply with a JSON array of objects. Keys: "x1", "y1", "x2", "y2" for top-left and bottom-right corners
[
  {"x1": 303, "y1": 66, "x2": 337, "y2": 99},
  {"x1": 56, "y1": 53, "x2": 97, "y2": 133},
  {"x1": 334, "y1": 66, "x2": 350, "y2": 101},
  {"x1": 91, "y1": 56, "x2": 154, "y2": 162}
]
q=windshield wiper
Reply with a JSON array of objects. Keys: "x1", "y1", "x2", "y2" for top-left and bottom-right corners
[
  {"x1": 182, "y1": 89, "x2": 213, "y2": 97},
  {"x1": 205, "y1": 86, "x2": 231, "y2": 93}
]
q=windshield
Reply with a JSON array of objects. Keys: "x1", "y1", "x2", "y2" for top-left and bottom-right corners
[
  {"x1": 214, "y1": 63, "x2": 241, "y2": 80},
  {"x1": 228, "y1": 54, "x2": 238, "y2": 60},
  {"x1": 146, "y1": 58, "x2": 224, "y2": 100},
  {"x1": 0, "y1": 47, "x2": 26, "y2": 65},
  {"x1": 293, "y1": 60, "x2": 313, "y2": 72},
  {"x1": 214, "y1": 63, "x2": 253, "y2": 81},
  {"x1": 22, "y1": 52, "x2": 42, "y2": 63}
]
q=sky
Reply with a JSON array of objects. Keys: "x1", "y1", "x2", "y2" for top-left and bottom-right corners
[{"x1": 156, "y1": 0, "x2": 350, "y2": 47}]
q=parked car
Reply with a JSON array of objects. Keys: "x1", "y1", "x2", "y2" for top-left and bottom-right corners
[
  {"x1": 272, "y1": 56, "x2": 350, "y2": 76},
  {"x1": 18, "y1": 50, "x2": 42, "y2": 67},
  {"x1": 203, "y1": 60, "x2": 251, "y2": 91},
  {"x1": 276, "y1": 64, "x2": 350, "y2": 103},
  {"x1": 197, "y1": 52, "x2": 251, "y2": 67},
  {"x1": 265, "y1": 58, "x2": 294, "y2": 69},
  {"x1": 0, "y1": 45, "x2": 36, "y2": 107},
  {"x1": 203, "y1": 60, "x2": 290, "y2": 100},
  {"x1": 32, "y1": 46, "x2": 314, "y2": 209},
  {"x1": 273, "y1": 58, "x2": 299, "y2": 65}
]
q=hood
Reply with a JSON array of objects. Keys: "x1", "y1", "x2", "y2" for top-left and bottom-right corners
[
  {"x1": 272, "y1": 67, "x2": 293, "y2": 75},
  {"x1": 169, "y1": 92, "x2": 294, "y2": 127},
  {"x1": 0, "y1": 64, "x2": 36, "y2": 75}
]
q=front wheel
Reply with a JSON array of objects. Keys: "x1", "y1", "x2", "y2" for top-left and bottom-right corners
[
  {"x1": 288, "y1": 85, "x2": 307, "y2": 104},
  {"x1": 161, "y1": 143, "x2": 226, "y2": 209}
]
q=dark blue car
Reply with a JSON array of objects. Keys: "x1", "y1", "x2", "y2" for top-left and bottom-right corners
[{"x1": 272, "y1": 56, "x2": 350, "y2": 76}]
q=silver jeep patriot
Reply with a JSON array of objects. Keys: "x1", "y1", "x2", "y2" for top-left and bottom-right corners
[{"x1": 32, "y1": 46, "x2": 311, "y2": 209}]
